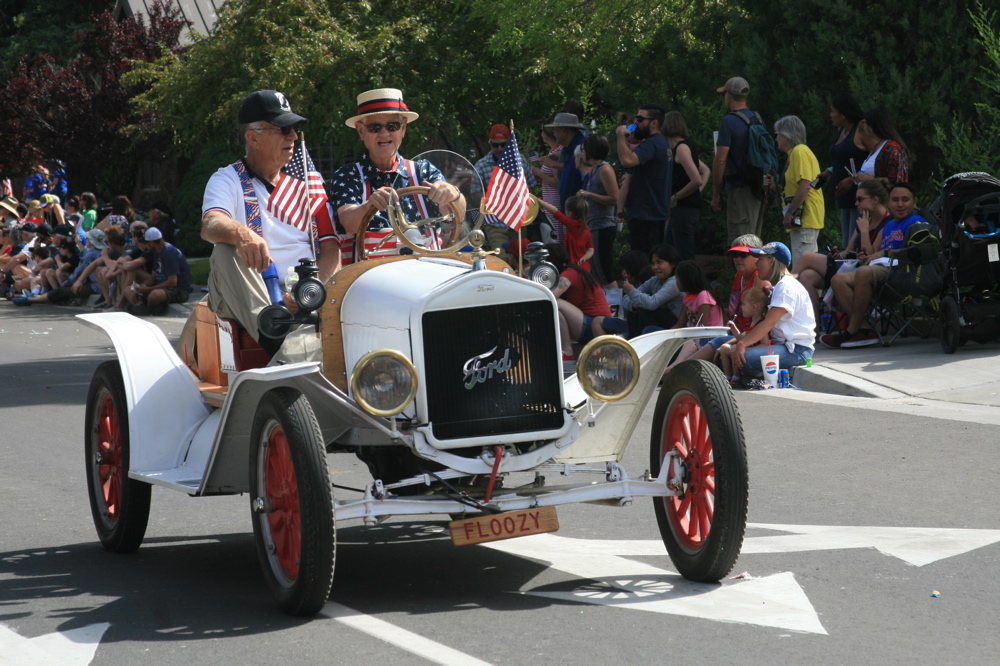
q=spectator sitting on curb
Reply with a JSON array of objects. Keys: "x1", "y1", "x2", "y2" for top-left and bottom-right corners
[
  {"x1": 595, "y1": 243, "x2": 683, "y2": 338},
  {"x1": 107, "y1": 222, "x2": 152, "y2": 310},
  {"x1": 731, "y1": 241, "x2": 815, "y2": 381},
  {"x1": 127, "y1": 227, "x2": 191, "y2": 316},
  {"x1": 13, "y1": 229, "x2": 108, "y2": 306},
  {"x1": 70, "y1": 226, "x2": 127, "y2": 307}
]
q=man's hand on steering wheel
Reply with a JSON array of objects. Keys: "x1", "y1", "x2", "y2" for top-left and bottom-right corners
[
  {"x1": 236, "y1": 227, "x2": 271, "y2": 272},
  {"x1": 368, "y1": 186, "x2": 394, "y2": 212},
  {"x1": 425, "y1": 180, "x2": 460, "y2": 206}
]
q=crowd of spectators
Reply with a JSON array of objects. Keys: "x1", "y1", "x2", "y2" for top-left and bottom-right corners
[
  {"x1": 525, "y1": 80, "x2": 928, "y2": 384},
  {"x1": 0, "y1": 172, "x2": 190, "y2": 316}
]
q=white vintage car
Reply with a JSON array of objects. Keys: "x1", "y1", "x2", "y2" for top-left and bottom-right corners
[{"x1": 79, "y1": 158, "x2": 748, "y2": 617}]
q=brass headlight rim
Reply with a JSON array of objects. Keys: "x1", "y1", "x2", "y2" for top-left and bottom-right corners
[
  {"x1": 350, "y1": 349, "x2": 418, "y2": 417},
  {"x1": 576, "y1": 335, "x2": 640, "y2": 402}
]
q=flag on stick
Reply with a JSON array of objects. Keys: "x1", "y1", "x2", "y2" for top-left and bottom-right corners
[
  {"x1": 484, "y1": 130, "x2": 530, "y2": 230},
  {"x1": 267, "y1": 139, "x2": 330, "y2": 234}
]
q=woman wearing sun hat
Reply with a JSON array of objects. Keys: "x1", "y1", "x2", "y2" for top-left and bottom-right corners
[{"x1": 731, "y1": 241, "x2": 816, "y2": 380}]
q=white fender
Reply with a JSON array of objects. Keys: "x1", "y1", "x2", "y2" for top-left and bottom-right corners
[
  {"x1": 556, "y1": 326, "x2": 729, "y2": 463},
  {"x1": 78, "y1": 313, "x2": 211, "y2": 474}
]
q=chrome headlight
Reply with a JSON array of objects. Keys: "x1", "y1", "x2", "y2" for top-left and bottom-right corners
[
  {"x1": 527, "y1": 261, "x2": 560, "y2": 290},
  {"x1": 351, "y1": 350, "x2": 418, "y2": 417},
  {"x1": 577, "y1": 336, "x2": 639, "y2": 402}
]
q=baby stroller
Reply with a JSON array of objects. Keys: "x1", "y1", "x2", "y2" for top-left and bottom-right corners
[{"x1": 925, "y1": 172, "x2": 1000, "y2": 353}]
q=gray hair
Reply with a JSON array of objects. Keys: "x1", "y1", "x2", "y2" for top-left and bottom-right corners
[
  {"x1": 238, "y1": 121, "x2": 268, "y2": 147},
  {"x1": 773, "y1": 115, "x2": 807, "y2": 147},
  {"x1": 732, "y1": 234, "x2": 762, "y2": 249}
]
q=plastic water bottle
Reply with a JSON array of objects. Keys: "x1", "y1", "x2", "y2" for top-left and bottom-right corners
[
  {"x1": 261, "y1": 263, "x2": 283, "y2": 305},
  {"x1": 283, "y1": 266, "x2": 298, "y2": 294}
]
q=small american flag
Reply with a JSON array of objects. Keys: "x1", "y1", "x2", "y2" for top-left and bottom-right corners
[
  {"x1": 267, "y1": 139, "x2": 329, "y2": 233},
  {"x1": 484, "y1": 131, "x2": 530, "y2": 230},
  {"x1": 1, "y1": 179, "x2": 11, "y2": 197}
]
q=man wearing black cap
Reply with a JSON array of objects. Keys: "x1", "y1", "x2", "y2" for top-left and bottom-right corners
[
  {"x1": 200, "y1": 89, "x2": 339, "y2": 342},
  {"x1": 711, "y1": 76, "x2": 766, "y2": 243}
]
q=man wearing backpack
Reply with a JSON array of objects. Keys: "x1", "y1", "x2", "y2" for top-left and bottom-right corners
[{"x1": 711, "y1": 77, "x2": 773, "y2": 244}]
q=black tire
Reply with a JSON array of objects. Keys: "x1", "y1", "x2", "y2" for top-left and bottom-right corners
[
  {"x1": 941, "y1": 295, "x2": 961, "y2": 354},
  {"x1": 650, "y1": 360, "x2": 748, "y2": 582},
  {"x1": 84, "y1": 360, "x2": 151, "y2": 553},
  {"x1": 250, "y1": 388, "x2": 335, "y2": 616}
]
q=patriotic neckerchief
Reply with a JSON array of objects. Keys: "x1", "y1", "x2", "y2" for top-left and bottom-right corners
[
  {"x1": 339, "y1": 157, "x2": 428, "y2": 264},
  {"x1": 232, "y1": 159, "x2": 319, "y2": 255}
]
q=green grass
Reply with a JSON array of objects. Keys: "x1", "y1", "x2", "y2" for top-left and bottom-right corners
[{"x1": 188, "y1": 257, "x2": 210, "y2": 286}]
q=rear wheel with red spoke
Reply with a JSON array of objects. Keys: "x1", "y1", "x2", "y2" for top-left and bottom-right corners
[
  {"x1": 250, "y1": 388, "x2": 335, "y2": 616},
  {"x1": 651, "y1": 360, "x2": 747, "y2": 582},
  {"x1": 84, "y1": 361, "x2": 151, "y2": 552}
]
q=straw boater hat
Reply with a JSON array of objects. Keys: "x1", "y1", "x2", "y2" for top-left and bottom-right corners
[{"x1": 344, "y1": 88, "x2": 419, "y2": 127}]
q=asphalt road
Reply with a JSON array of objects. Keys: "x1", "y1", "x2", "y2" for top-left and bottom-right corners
[{"x1": 1, "y1": 303, "x2": 999, "y2": 664}]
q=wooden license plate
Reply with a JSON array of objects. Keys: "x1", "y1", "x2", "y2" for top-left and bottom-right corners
[{"x1": 449, "y1": 506, "x2": 559, "y2": 546}]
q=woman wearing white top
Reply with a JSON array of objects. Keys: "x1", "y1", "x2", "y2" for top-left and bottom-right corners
[{"x1": 731, "y1": 241, "x2": 816, "y2": 379}]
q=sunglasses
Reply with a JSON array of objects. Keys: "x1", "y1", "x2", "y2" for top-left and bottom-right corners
[
  {"x1": 728, "y1": 251, "x2": 751, "y2": 258},
  {"x1": 856, "y1": 195, "x2": 870, "y2": 202},
  {"x1": 490, "y1": 141, "x2": 507, "y2": 149},
  {"x1": 255, "y1": 123, "x2": 302, "y2": 136},
  {"x1": 364, "y1": 121, "x2": 402, "y2": 134},
  {"x1": 635, "y1": 115, "x2": 653, "y2": 123}
]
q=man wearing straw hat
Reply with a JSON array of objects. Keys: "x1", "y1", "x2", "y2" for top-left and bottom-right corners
[{"x1": 329, "y1": 87, "x2": 463, "y2": 264}]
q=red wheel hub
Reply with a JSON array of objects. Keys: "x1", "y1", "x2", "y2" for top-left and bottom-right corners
[
  {"x1": 96, "y1": 393, "x2": 123, "y2": 522},
  {"x1": 662, "y1": 394, "x2": 715, "y2": 551},
  {"x1": 265, "y1": 427, "x2": 301, "y2": 580}
]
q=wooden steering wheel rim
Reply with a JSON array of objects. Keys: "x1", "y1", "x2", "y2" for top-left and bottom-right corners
[{"x1": 354, "y1": 185, "x2": 467, "y2": 261}]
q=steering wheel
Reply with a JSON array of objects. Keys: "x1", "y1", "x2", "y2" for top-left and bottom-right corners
[{"x1": 354, "y1": 185, "x2": 472, "y2": 261}]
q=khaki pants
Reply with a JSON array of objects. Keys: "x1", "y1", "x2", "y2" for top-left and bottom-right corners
[
  {"x1": 175, "y1": 244, "x2": 321, "y2": 373},
  {"x1": 726, "y1": 186, "x2": 764, "y2": 244}
]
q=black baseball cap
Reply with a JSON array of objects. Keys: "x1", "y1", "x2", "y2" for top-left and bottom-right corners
[
  {"x1": 36, "y1": 223, "x2": 53, "y2": 236},
  {"x1": 238, "y1": 90, "x2": 308, "y2": 127},
  {"x1": 21, "y1": 222, "x2": 38, "y2": 233}
]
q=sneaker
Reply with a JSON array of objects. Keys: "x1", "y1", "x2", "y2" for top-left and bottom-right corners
[
  {"x1": 745, "y1": 378, "x2": 770, "y2": 391},
  {"x1": 93, "y1": 295, "x2": 106, "y2": 306},
  {"x1": 819, "y1": 330, "x2": 846, "y2": 349},
  {"x1": 841, "y1": 328, "x2": 879, "y2": 348},
  {"x1": 12, "y1": 296, "x2": 31, "y2": 306},
  {"x1": 728, "y1": 376, "x2": 743, "y2": 389},
  {"x1": 21, "y1": 289, "x2": 31, "y2": 299}
]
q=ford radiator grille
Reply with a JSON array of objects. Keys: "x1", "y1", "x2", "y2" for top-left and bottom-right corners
[{"x1": 422, "y1": 301, "x2": 563, "y2": 440}]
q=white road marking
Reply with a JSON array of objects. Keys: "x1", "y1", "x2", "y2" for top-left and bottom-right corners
[
  {"x1": 744, "y1": 523, "x2": 1000, "y2": 566},
  {"x1": 485, "y1": 534, "x2": 826, "y2": 634},
  {"x1": 0, "y1": 622, "x2": 109, "y2": 666},
  {"x1": 324, "y1": 602, "x2": 491, "y2": 665}
]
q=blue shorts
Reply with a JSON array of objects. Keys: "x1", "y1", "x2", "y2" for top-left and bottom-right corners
[
  {"x1": 707, "y1": 335, "x2": 735, "y2": 351},
  {"x1": 600, "y1": 316, "x2": 629, "y2": 337},
  {"x1": 579, "y1": 315, "x2": 596, "y2": 344}
]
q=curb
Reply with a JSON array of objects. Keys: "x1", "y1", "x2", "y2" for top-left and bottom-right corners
[
  {"x1": 81, "y1": 288, "x2": 205, "y2": 320},
  {"x1": 791, "y1": 364, "x2": 908, "y2": 400}
]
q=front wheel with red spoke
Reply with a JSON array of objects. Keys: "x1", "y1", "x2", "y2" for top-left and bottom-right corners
[
  {"x1": 250, "y1": 388, "x2": 335, "y2": 616},
  {"x1": 84, "y1": 361, "x2": 151, "y2": 553},
  {"x1": 651, "y1": 360, "x2": 747, "y2": 582}
]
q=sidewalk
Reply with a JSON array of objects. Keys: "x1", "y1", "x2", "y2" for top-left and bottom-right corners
[{"x1": 793, "y1": 335, "x2": 1000, "y2": 407}]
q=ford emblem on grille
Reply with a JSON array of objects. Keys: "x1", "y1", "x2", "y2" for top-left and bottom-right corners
[{"x1": 463, "y1": 346, "x2": 514, "y2": 389}]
